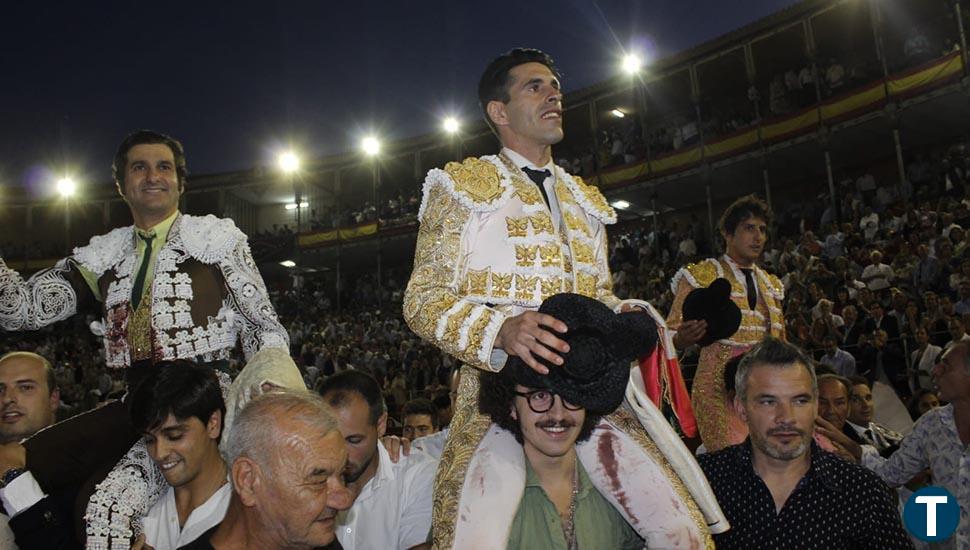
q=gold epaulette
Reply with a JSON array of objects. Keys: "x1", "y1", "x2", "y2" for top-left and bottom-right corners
[
  {"x1": 570, "y1": 175, "x2": 616, "y2": 224},
  {"x1": 685, "y1": 260, "x2": 718, "y2": 288},
  {"x1": 442, "y1": 157, "x2": 507, "y2": 209}
]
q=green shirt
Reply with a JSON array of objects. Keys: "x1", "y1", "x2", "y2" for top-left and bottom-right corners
[
  {"x1": 78, "y1": 210, "x2": 179, "y2": 302},
  {"x1": 507, "y1": 454, "x2": 643, "y2": 550}
]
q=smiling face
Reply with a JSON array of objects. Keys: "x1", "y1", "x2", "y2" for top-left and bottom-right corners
[
  {"x1": 120, "y1": 143, "x2": 182, "y2": 227},
  {"x1": 736, "y1": 364, "x2": 816, "y2": 462},
  {"x1": 723, "y1": 216, "x2": 767, "y2": 267},
  {"x1": 818, "y1": 378, "x2": 849, "y2": 430},
  {"x1": 255, "y1": 426, "x2": 352, "y2": 548},
  {"x1": 144, "y1": 412, "x2": 221, "y2": 488},
  {"x1": 487, "y1": 62, "x2": 564, "y2": 152},
  {"x1": 510, "y1": 385, "x2": 585, "y2": 461}
]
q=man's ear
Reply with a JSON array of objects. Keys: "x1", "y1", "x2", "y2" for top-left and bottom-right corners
[
  {"x1": 207, "y1": 409, "x2": 223, "y2": 440},
  {"x1": 377, "y1": 412, "x2": 388, "y2": 438},
  {"x1": 510, "y1": 402, "x2": 518, "y2": 422},
  {"x1": 48, "y1": 388, "x2": 60, "y2": 414},
  {"x1": 733, "y1": 396, "x2": 748, "y2": 423},
  {"x1": 486, "y1": 100, "x2": 509, "y2": 129},
  {"x1": 232, "y1": 458, "x2": 260, "y2": 507}
]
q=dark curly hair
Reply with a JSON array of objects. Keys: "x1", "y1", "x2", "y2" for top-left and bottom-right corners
[
  {"x1": 718, "y1": 194, "x2": 772, "y2": 236},
  {"x1": 478, "y1": 369, "x2": 599, "y2": 445}
]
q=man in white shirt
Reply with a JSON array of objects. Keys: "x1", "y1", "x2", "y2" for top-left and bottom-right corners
[
  {"x1": 128, "y1": 361, "x2": 231, "y2": 549},
  {"x1": 320, "y1": 370, "x2": 435, "y2": 550},
  {"x1": 861, "y1": 251, "x2": 894, "y2": 292}
]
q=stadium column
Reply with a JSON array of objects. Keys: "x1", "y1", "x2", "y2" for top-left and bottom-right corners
[
  {"x1": 372, "y1": 158, "x2": 383, "y2": 308},
  {"x1": 893, "y1": 124, "x2": 906, "y2": 196},
  {"x1": 956, "y1": 0, "x2": 969, "y2": 70},
  {"x1": 762, "y1": 163, "x2": 772, "y2": 214},
  {"x1": 588, "y1": 99, "x2": 601, "y2": 184},
  {"x1": 824, "y1": 148, "x2": 838, "y2": 225},
  {"x1": 335, "y1": 168, "x2": 343, "y2": 312},
  {"x1": 102, "y1": 200, "x2": 110, "y2": 232}
]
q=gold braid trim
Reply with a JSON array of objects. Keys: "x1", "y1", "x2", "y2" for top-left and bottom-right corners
[
  {"x1": 606, "y1": 406, "x2": 716, "y2": 550},
  {"x1": 431, "y1": 365, "x2": 492, "y2": 549}
]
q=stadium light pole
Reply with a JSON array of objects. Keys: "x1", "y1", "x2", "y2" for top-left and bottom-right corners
[
  {"x1": 442, "y1": 116, "x2": 463, "y2": 160},
  {"x1": 57, "y1": 177, "x2": 77, "y2": 254},
  {"x1": 361, "y1": 136, "x2": 383, "y2": 307},
  {"x1": 621, "y1": 52, "x2": 651, "y2": 147}
]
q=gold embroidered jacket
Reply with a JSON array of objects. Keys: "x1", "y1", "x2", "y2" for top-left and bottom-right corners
[
  {"x1": 403, "y1": 154, "x2": 620, "y2": 370},
  {"x1": 667, "y1": 255, "x2": 786, "y2": 346}
]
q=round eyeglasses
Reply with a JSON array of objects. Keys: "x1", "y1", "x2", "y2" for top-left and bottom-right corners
[{"x1": 513, "y1": 389, "x2": 583, "y2": 413}]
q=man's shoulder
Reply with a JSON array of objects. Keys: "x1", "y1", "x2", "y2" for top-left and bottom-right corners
[
  {"x1": 814, "y1": 447, "x2": 889, "y2": 494},
  {"x1": 555, "y1": 168, "x2": 616, "y2": 225},
  {"x1": 73, "y1": 225, "x2": 133, "y2": 276},
  {"x1": 696, "y1": 443, "x2": 743, "y2": 476},
  {"x1": 177, "y1": 214, "x2": 246, "y2": 264},
  {"x1": 418, "y1": 156, "x2": 512, "y2": 219},
  {"x1": 671, "y1": 258, "x2": 721, "y2": 291}
]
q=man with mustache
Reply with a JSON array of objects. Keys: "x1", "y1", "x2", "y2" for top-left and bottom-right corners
[
  {"x1": 0, "y1": 130, "x2": 289, "y2": 546},
  {"x1": 697, "y1": 337, "x2": 912, "y2": 548},
  {"x1": 319, "y1": 370, "x2": 436, "y2": 550},
  {"x1": 471, "y1": 293, "x2": 717, "y2": 549},
  {"x1": 179, "y1": 391, "x2": 353, "y2": 550},
  {"x1": 668, "y1": 195, "x2": 787, "y2": 452},
  {"x1": 403, "y1": 48, "x2": 713, "y2": 547}
]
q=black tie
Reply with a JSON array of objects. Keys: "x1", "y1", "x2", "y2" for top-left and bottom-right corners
[
  {"x1": 131, "y1": 233, "x2": 155, "y2": 311},
  {"x1": 740, "y1": 268, "x2": 757, "y2": 310},
  {"x1": 864, "y1": 428, "x2": 875, "y2": 444},
  {"x1": 521, "y1": 167, "x2": 552, "y2": 208}
]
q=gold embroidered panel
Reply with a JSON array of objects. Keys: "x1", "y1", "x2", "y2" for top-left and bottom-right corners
[{"x1": 444, "y1": 158, "x2": 504, "y2": 204}]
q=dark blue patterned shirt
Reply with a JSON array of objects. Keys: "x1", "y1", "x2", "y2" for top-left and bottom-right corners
[{"x1": 698, "y1": 439, "x2": 914, "y2": 549}]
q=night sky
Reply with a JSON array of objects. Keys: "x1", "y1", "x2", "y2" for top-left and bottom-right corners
[{"x1": 1, "y1": 0, "x2": 799, "y2": 197}]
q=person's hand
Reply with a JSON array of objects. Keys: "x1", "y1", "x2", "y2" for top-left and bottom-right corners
[
  {"x1": 381, "y1": 435, "x2": 411, "y2": 463},
  {"x1": 672, "y1": 319, "x2": 707, "y2": 349},
  {"x1": 132, "y1": 534, "x2": 156, "y2": 550},
  {"x1": 495, "y1": 312, "x2": 569, "y2": 375},
  {"x1": 0, "y1": 442, "x2": 26, "y2": 473},
  {"x1": 619, "y1": 303, "x2": 646, "y2": 314},
  {"x1": 814, "y1": 417, "x2": 862, "y2": 462}
]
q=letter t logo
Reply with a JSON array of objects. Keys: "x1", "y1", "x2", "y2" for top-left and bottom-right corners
[{"x1": 915, "y1": 495, "x2": 949, "y2": 536}]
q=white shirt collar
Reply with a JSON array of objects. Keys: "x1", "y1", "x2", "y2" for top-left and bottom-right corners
[{"x1": 502, "y1": 147, "x2": 554, "y2": 173}]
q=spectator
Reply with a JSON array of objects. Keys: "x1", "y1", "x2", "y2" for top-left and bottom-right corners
[
  {"x1": 181, "y1": 391, "x2": 353, "y2": 549},
  {"x1": 697, "y1": 338, "x2": 913, "y2": 549},
  {"x1": 819, "y1": 335, "x2": 856, "y2": 377},
  {"x1": 909, "y1": 326, "x2": 942, "y2": 394},
  {"x1": 401, "y1": 398, "x2": 438, "y2": 441},
  {"x1": 320, "y1": 371, "x2": 436, "y2": 550}
]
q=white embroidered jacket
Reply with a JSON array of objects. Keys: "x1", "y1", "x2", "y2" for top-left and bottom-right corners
[
  {"x1": 0, "y1": 213, "x2": 288, "y2": 368},
  {"x1": 403, "y1": 154, "x2": 620, "y2": 370}
]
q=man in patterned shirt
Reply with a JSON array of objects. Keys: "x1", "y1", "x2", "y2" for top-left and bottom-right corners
[
  {"x1": 698, "y1": 337, "x2": 913, "y2": 549},
  {"x1": 861, "y1": 341, "x2": 970, "y2": 549}
]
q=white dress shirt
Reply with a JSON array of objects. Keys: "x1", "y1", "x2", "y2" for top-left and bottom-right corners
[
  {"x1": 142, "y1": 481, "x2": 231, "y2": 550},
  {"x1": 336, "y1": 443, "x2": 437, "y2": 550},
  {"x1": 412, "y1": 428, "x2": 449, "y2": 460}
]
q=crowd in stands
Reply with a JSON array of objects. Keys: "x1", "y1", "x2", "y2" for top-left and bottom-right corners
[{"x1": 6, "y1": 136, "x2": 970, "y2": 432}]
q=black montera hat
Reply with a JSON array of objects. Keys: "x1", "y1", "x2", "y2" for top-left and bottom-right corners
[
  {"x1": 682, "y1": 278, "x2": 742, "y2": 347},
  {"x1": 506, "y1": 293, "x2": 657, "y2": 414}
]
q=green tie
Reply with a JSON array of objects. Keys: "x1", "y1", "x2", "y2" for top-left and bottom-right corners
[{"x1": 131, "y1": 233, "x2": 155, "y2": 311}]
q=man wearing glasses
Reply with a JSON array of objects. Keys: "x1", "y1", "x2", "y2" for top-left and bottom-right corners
[{"x1": 454, "y1": 293, "x2": 719, "y2": 549}]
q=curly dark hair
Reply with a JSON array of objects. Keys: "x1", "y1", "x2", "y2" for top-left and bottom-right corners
[
  {"x1": 478, "y1": 369, "x2": 599, "y2": 445},
  {"x1": 718, "y1": 194, "x2": 772, "y2": 236}
]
